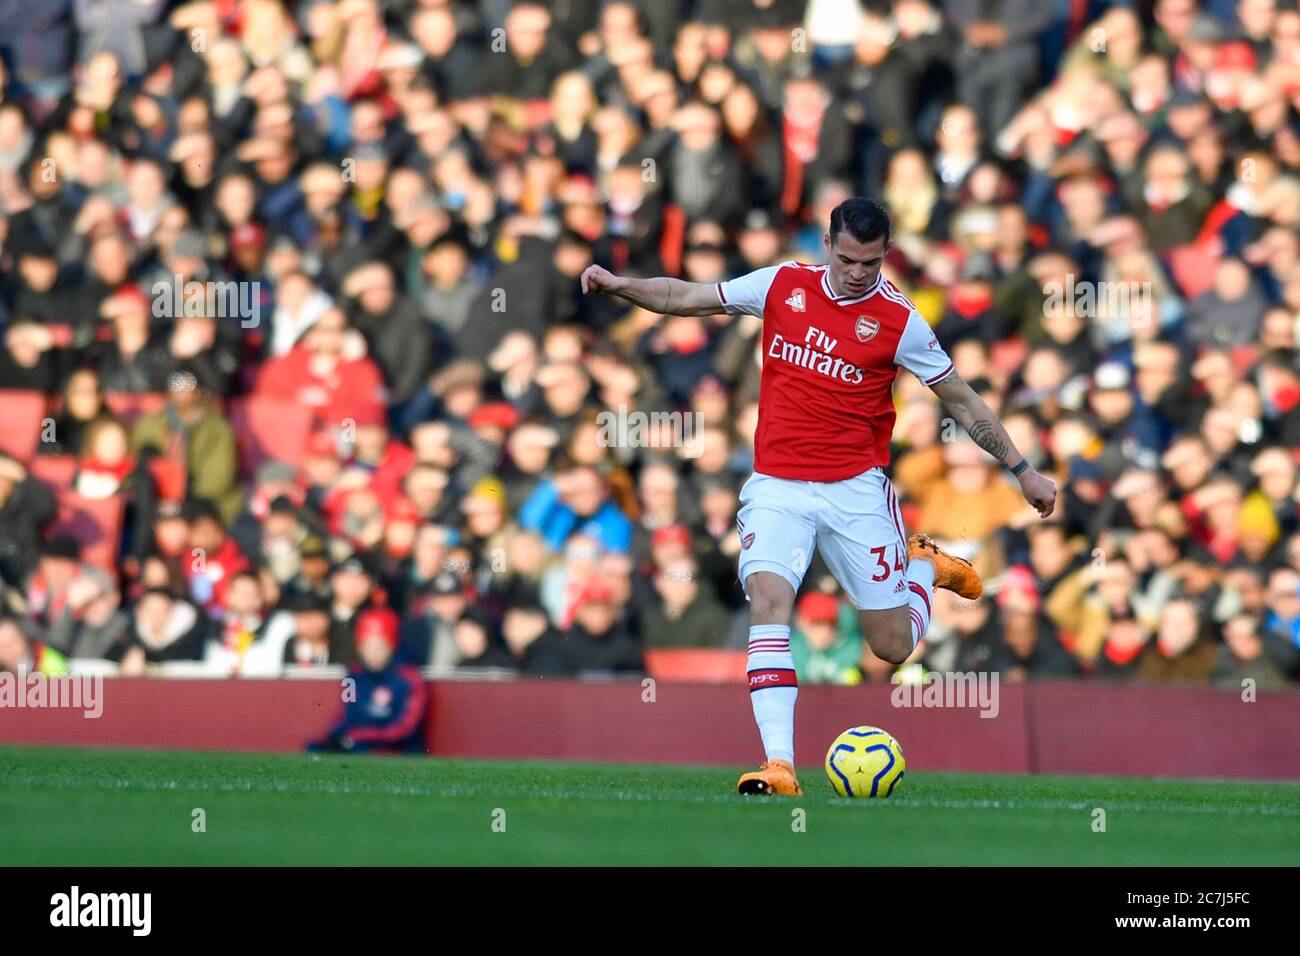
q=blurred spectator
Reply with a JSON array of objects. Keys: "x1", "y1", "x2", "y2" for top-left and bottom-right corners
[
  {"x1": 43, "y1": 567, "x2": 129, "y2": 659},
  {"x1": 790, "y1": 591, "x2": 863, "y2": 685},
  {"x1": 132, "y1": 369, "x2": 241, "y2": 523},
  {"x1": 1137, "y1": 597, "x2": 1219, "y2": 684},
  {"x1": 308, "y1": 607, "x2": 428, "y2": 754},
  {"x1": 118, "y1": 587, "x2": 207, "y2": 673},
  {"x1": 1, "y1": 0, "x2": 1299, "y2": 695},
  {"x1": 641, "y1": 554, "x2": 731, "y2": 649},
  {"x1": 0, "y1": 615, "x2": 67, "y2": 675},
  {"x1": 989, "y1": 564, "x2": 1081, "y2": 681},
  {"x1": 0, "y1": 455, "x2": 58, "y2": 585},
  {"x1": 563, "y1": 578, "x2": 642, "y2": 674},
  {"x1": 520, "y1": 459, "x2": 633, "y2": 554}
]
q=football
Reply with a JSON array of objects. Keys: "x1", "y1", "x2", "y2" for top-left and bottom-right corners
[{"x1": 825, "y1": 726, "x2": 906, "y2": 798}]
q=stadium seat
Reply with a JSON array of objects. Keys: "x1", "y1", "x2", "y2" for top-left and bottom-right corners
[
  {"x1": 643, "y1": 649, "x2": 748, "y2": 684},
  {"x1": 51, "y1": 491, "x2": 124, "y2": 572},
  {"x1": 229, "y1": 396, "x2": 315, "y2": 475},
  {"x1": 28, "y1": 454, "x2": 78, "y2": 492},
  {"x1": 0, "y1": 390, "x2": 48, "y2": 462},
  {"x1": 104, "y1": 392, "x2": 167, "y2": 429}
]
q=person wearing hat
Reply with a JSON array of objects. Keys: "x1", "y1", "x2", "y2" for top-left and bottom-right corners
[
  {"x1": 461, "y1": 476, "x2": 511, "y2": 554},
  {"x1": 24, "y1": 535, "x2": 87, "y2": 630},
  {"x1": 1085, "y1": 361, "x2": 1163, "y2": 481},
  {"x1": 427, "y1": 358, "x2": 487, "y2": 424},
  {"x1": 446, "y1": 608, "x2": 515, "y2": 671},
  {"x1": 230, "y1": 584, "x2": 324, "y2": 677},
  {"x1": 183, "y1": 498, "x2": 253, "y2": 618},
  {"x1": 43, "y1": 567, "x2": 130, "y2": 660},
  {"x1": 561, "y1": 577, "x2": 643, "y2": 674},
  {"x1": 789, "y1": 591, "x2": 863, "y2": 685},
  {"x1": 405, "y1": 570, "x2": 469, "y2": 670},
  {"x1": 1250, "y1": 447, "x2": 1299, "y2": 539},
  {"x1": 308, "y1": 606, "x2": 429, "y2": 754},
  {"x1": 641, "y1": 554, "x2": 733, "y2": 649},
  {"x1": 327, "y1": 553, "x2": 381, "y2": 665},
  {"x1": 274, "y1": 531, "x2": 334, "y2": 607},
  {"x1": 467, "y1": 402, "x2": 522, "y2": 447},
  {"x1": 989, "y1": 564, "x2": 1081, "y2": 681},
  {"x1": 132, "y1": 366, "x2": 244, "y2": 524}
]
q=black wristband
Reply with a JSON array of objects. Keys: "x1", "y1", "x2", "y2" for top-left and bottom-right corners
[{"x1": 1010, "y1": 459, "x2": 1030, "y2": 477}]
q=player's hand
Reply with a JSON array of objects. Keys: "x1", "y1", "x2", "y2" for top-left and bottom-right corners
[
  {"x1": 1017, "y1": 467, "x2": 1057, "y2": 518},
  {"x1": 580, "y1": 264, "x2": 625, "y2": 296}
]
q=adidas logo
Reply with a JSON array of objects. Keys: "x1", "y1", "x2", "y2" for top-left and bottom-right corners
[
  {"x1": 894, "y1": 578, "x2": 906, "y2": 593},
  {"x1": 785, "y1": 289, "x2": 805, "y2": 312}
]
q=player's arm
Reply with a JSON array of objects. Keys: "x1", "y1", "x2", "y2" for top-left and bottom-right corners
[
  {"x1": 929, "y1": 369, "x2": 1058, "y2": 517},
  {"x1": 580, "y1": 265, "x2": 724, "y2": 316}
]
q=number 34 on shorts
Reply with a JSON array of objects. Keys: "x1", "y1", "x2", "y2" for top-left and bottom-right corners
[{"x1": 735, "y1": 466, "x2": 911, "y2": 611}]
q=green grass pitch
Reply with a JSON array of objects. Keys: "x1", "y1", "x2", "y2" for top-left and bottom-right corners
[{"x1": 3, "y1": 745, "x2": 1298, "y2": 865}]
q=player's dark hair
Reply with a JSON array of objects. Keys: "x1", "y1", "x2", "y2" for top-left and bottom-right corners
[{"x1": 828, "y1": 197, "x2": 891, "y2": 247}]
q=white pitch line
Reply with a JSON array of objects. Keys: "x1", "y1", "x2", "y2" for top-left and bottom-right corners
[{"x1": 3, "y1": 773, "x2": 1299, "y2": 819}]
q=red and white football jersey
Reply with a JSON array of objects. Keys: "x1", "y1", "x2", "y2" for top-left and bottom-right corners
[{"x1": 717, "y1": 261, "x2": 953, "y2": 482}]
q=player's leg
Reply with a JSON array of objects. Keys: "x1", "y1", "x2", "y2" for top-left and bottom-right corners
[
  {"x1": 734, "y1": 474, "x2": 815, "y2": 796},
  {"x1": 817, "y1": 468, "x2": 959, "y2": 663},
  {"x1": 854, "y1": 605, "x2": 916, "y2": 665}
]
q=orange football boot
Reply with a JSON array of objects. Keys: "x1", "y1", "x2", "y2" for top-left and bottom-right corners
[
  {"x1": 737, "y1": 759, "x2": 804, "y2": 796},
  {"x1": 907, "y1": 533, "x2": 984, "y2": 600}
]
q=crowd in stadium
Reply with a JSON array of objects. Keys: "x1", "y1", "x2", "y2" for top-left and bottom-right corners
[{"x1": 0, "y1": 0, "x2": 1298, "y2": 691}]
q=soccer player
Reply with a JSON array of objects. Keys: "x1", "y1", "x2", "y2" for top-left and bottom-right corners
[{"x1": 582, "y1": 198, "x2": 1057, "y2": 795}]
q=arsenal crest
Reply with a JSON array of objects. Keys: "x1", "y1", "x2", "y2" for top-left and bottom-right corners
[{"x1": 855, "y1": 315, "x2": 879, "y2": 342}]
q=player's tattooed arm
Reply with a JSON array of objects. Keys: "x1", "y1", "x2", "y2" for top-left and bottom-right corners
[
  {"x1": 929, "y1": 372, "x2": 1014, "y2": 464},
  {"x1": 929, "y1": 369, "x2": 1058, "y2": 517},
  {"x1": 580, "y1": 266, "x2": 724, "y2": 316}
]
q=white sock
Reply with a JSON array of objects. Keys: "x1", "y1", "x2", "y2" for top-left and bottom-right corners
[
  {"x1": 907, "y1": 560, "x2": 935, "y2": 647},
  {"x1": 747, "y1": 624, "x2": 797, "y2": 764}
]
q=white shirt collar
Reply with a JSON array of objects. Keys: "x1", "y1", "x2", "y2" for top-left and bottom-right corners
[{"x1": 821, "y1": 268, "x2": 882, "y2": 305}]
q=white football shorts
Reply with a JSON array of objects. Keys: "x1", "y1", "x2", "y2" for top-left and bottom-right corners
[{"x1": 736, "y1": 466, "x2": 911, "y2": 611}]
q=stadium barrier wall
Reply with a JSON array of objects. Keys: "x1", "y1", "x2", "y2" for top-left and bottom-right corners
[{"x1": 1, "y1": 677, "x2": 1297, "y2": 779}]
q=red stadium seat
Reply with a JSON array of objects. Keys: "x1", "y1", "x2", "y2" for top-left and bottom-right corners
[
  {"x1": 643, "y1": 649, "x2": 748, "y2": 684},
  {"x1": 51, "y1": 492, "x2": 124, "y2": 572},
  {"x1": 28, "y1": 455, "x2": 78, "y2": 493},
  {"x1": 0, "y1": 390, "x2": 48, "y2": 463},
  {"x1": 229, "y1": 396, "x2": 315, "y2": 476},
  {"x1": 104, "y1": 392, "x2": 167, "y2": 429}
]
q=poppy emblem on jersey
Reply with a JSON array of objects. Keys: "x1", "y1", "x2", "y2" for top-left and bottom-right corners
[
  {"x1": 785, "y1": 289, "x2": 806, "y2": 312},
  {"x1": 856, "y1": 315, "x2": 879, "y2": 342}
]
